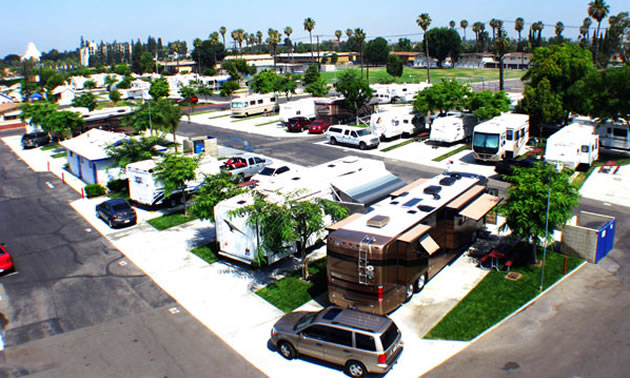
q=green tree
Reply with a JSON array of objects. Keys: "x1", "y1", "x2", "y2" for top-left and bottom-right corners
[
  {"x1": 140, "y1": 51, "x2": 155, "y2": 73},
  {"x1": 304, "y1": 17, "x2": 316, "y2": 64},
  {"x1": 83, "y1": 80, "x2": 96, "y2": 89},
  {"x1": 460, "y1": 20, "x2": 469, "y2": 40},
  {"x1": 425, "y1": 27, "x2": 462, "y2": 67},
  {"x1": 587, "y1": 66, "x2": 630, "y2": 125},
  {"x1": 109, "y1": 89, "x2": 122, "y2": 104},
  {"x1": 517, "y1": 78, "x2": 564, "y2": 136},
  {"x1": 150, "y1": 98, "x2": 182, "y2": 152},
  {"x1": 275, "y1": 74, "x2": 297, "y2": 99},
  {"x1": 386, "y1": 54, "x2": 404, "y2": 77},
  {"x1": 396, "y1": 38, "x2": 413, "y2": 51},
  {"x1": 220, "y1": 80, "x2": 240, "y2": 97},
  {"x1": 192, "y1": 39, "x2": 227, "y2": 71},
  {"x1": 331, "y1": 53, "x2": 339, "y2": 64},
  {"x1": 44, "y1": 110, "x2": 85, "y2": 139},
  {"x1": 179, "y1": 85, "x2": 198, "y2": 101},
  {"x1": 588, "y1": 0, "x2": 611, "y2": 65},
  {"x1": 250, "y1": 69, "x2": 279, "y2": 94},
  {"x1": 222, "y1": 59, "x2": 256, "y2": 82},
  {"x1": 303, "y1": 64, "x2": 320, "y2": 85},
  {"x1": 417, "y1": 13, "x2": 432, "y2": 83},
  {"x1": 114, "y1": 64, "x2": 131, "y2": 76},
  {"x1": 153, "y1": 153, "x2": 200, "y2": 215},
  {"x1": 107, "y1": 135, "x2": 170, "y2": 169},
  {"x1": 413, "y1": 79, "x2": 469, "y2": 115},
  {"x1": 19, "y1": 102, "x2": 57, "y2": 128},
  {"x1": 304, "y1": 78, "x2": 329, "y2": 97},
  {"x1": 465, "y1": 90, "x2": 511, "y2": 120},
  {"x1": 72, "y1": 92, "x2": 98, "y2": 111},
  {"x1": 116, "y1": 75, "x2": 132, "y2": 89},
  {"x1": 149, "y1": 77, "x2": 169, "y2": 99},
  {"x1": 335, "y1": 69, "x2": 373, "y2": 124},
  {"x1": 364, "y1": 37, "x2": 390, "y2": 69},
  {"x1": 499, "y1": 162, "x2": 580, "y2": 264},
  {"x1": 189, "y1": 171, "x2": 247, "y2": 221},
  {"x1": 44, "y1": 73, "x2": 66, "y2": 93},
  {"x1": 354, "y1": 28, "x2": 367, "y2": 79}
]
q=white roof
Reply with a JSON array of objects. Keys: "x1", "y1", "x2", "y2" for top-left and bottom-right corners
[
  {"x1": 22, "y1": 42, "x2": 41, "y2": 61},
  {"x1": 52, "y1": 85, "x2": 73, "y2": 95},
  {"x1": 60, "y1": 129, "x2": 127, "y2": 161},
  {"x1": 474, "y1": 113, "x2": 529, "y2": 133}
]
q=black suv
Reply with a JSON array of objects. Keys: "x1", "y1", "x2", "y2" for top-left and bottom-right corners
[
  {"x1": 286, "y1": 116, "x2": 311, "y2": 132},
  {"x1": 495, "y1": 158, "x2": 537, "y2": 177},
  {"x1": 21, "y1": 131, "x2": 50, "y2": 149}
]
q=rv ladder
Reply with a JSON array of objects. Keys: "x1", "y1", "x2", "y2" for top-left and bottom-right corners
[{"x1": 358, "y1": 235, "x2": 374, "y2": 285}]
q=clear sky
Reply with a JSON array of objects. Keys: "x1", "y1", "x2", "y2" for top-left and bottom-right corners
[{"x1": 2, "y1": 0, "x2": 627, "y2": 58}]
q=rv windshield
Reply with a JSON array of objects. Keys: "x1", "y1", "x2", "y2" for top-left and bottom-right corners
[
  {"x1": 473, "y1": 132, "x2": 500, "y2": 152},
  {"x1": 231, "y1": 102, "x2": 246, "y2": 109}
]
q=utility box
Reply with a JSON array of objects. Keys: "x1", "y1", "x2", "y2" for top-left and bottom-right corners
[
  {"x1": 560, "y1": 211, "x2": 616, "y2": 263},
  {"x1": 184, "y1": 136, "x2": 218, "y2": 157}
]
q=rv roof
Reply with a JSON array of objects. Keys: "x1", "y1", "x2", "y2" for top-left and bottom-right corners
[{"x1": 474, "y1": 113, "x2": 529, "y2": 133}]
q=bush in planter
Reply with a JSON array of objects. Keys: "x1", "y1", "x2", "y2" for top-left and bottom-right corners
[
  {"x1": 107, "y1": 179, "x2": 128, "y2": 193},
  {"x1": 84, "y1": 184, "x2": 106, "y2": 198}
]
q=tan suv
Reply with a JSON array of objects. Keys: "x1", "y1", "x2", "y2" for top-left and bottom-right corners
[{"x1": 270, "y1": 306, "x2": 403, "y2": 377}]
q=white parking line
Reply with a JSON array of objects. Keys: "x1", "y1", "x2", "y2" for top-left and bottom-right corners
[{"x1": 46, "y1": 182, "x2": 54, "y2": 188}]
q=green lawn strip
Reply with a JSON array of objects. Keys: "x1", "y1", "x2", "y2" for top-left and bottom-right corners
[
  {"x1": 147, "y1": 212, "x2": 197, "y2": 231},
  {"x1": 432, "y1": 144, "x2": 470, "y2": 161},
  {"x1": 256, "y1": 258, "x2": 327, "y2": 313},
  {"x1": 51, "y1": 151, "x2": 67, "y2": 159},
  {"x1": 41, "y1": 144, "x2": 60, "y2": 151},
  {"x1": 190, "y1": 242, "x2": 221, "y2": 264},
  {"x1": 321, "y1": 68, "x2": 524, "y2": 85},
  {"x1": 380, "y1": 134, "x2": 429, "y2": 152},
  {"x1": 208, "y1": 113, "x2": 231, "y2": 119},
  {"x1": 424, "y1": 249, "x2": 583, "y2": 341},
  {"x1": 232, "y1": 113, "x2": 279, "y2": 123},
  {"x1": 572, "y1": 151, "x2": 630, "y2": 189},
  {"x1": 107, "y1": 191, "x2": 130, "y2": 201},
  {"x1": 256, "y1": 119, "x2": 281, "y2": 126}
]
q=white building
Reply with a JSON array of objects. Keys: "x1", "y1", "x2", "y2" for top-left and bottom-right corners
[{"x1": 51, "y1": 85, "x2": 76, "y2": 106}]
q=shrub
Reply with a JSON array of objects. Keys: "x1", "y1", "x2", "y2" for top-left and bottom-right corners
[
  {"x1": 84, "y1": 184, "x2": 106, "y2": 198},
  {"x1": 106, "y1": 179, "x2": 128, "y2": 193}
]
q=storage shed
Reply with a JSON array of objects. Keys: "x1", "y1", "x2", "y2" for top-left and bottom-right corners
[{"x1": 560, "y1": 211, "x2": 616, "y2": 263}]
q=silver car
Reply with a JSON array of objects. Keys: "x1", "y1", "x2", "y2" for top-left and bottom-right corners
[{"x1": 270, "y1": 306, "x2": 403, "y2": 378}]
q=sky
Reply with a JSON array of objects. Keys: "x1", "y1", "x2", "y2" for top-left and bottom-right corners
[{"x1": 2, "y1": 0, "x2": 628, "y2": 58}]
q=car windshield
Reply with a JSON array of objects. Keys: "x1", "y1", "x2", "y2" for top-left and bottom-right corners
[
  {"x1": 259, "y1": 167, "x2": 274, "y2": 176},
  {"x1": 294, "y1": 311, "x2": 320, "y2": 330},
  {"x1": 231, "y1": 102, "x2": 245, "y2": 109},
  {"x1": 380, "y1": 323, "x2": 400, "y2": 350},
  {"x1": 473, "y1": 132, "x2": 500, "y2": 149},
  {"x1": 356, "y1": 129, "x2": 371, "y2": 136},
  {"x1": 111, "y1": 203, "x2": 130, "y2": 211}
]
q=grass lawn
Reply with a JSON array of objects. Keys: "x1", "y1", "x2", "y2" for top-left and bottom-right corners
[
  {"x1": 41, "y1": 144, "x2": 60, "y2": 151},
  {"x1": 256, "y1": 119, "x2": 281, "y2": 126},
  {"x1": 320, "y1": 67, "x2": 525, "y2": 85},
  {"x1": 256, "y1": 258, "x2": 328, "y2": 313},
  {"x1": 572, "y1": 151, "x2": 630, "y2": 189},
  {"x1": 51, "y1": 151, "x2": 67, "y2": 159},
  {"x1": 107, "y1": 191, "x2": 130, "y2": 201},
  {"x1": 191, "y1": 242, "x2": 221, "y2": 264},
  {"x1": 424, "y1": 246, "x2": 583, "y2": 341},
  {"x1": 432, "y1": 144, "x2": 471, "y2": 161},
  {"x1": 380, "y1": 134, "x2": 429, "y2": 152},
  {"x1": 208, "y1": 113, "x2": 231, "y2": 119},
  {"x1": 147, "y1": 211, "x2": 197, "y2": 231},
  {"x1": 232, "y1": 113, "x2": 279, "y2": 123}
]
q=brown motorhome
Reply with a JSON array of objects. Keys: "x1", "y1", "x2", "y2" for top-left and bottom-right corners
[{"x1": 326, "y1": 172, "x2": 501, "y2": 315}]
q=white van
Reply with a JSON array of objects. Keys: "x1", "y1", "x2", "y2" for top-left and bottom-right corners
[{"x1": 326, "y1": 125, "x2": 380, "y2": 150}]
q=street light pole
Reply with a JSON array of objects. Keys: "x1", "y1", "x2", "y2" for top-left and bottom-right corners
[{"x1": 539, "y1": 170, "x2": 552, "y2": 291}]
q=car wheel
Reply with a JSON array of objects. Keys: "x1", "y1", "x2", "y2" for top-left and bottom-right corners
[
  {"x1": 330, "y1": 137, "x2": 337, "y2": 145},
  {"x1": 345, "y1": 360, "x2": 367, "y2": 378},
  {"x1": 359, "y1": 142, "x2": 367, "y2": 150},
  {"x1": 414, "y1": 273, "x2": 427, "y2": 293},
  {"x1": 404, "y1": 283, "x2": 414, "y2": 302},
  {"x1": 278, "y1": 341, "x2": 296, "y2": 360}
]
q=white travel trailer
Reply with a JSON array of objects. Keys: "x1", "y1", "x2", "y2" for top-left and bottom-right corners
[
  {"x1": 231, "y1": 93, "x2": 277, "y2": 117},
  {"x1": 597, "y1": 121, "x2": 630, "y2": 151},
  {"x1": 430, "y1": 113, "x2": 478, "y2": 144},
  {"x1": 127, "y1": 157, "x2": 220, "y2": 207},
  {"x1": 545, "y1": 122, "x2": 599, "y2": 169},
  {"x1": 390, "y1": 83, "x2": 431, "y2": 103},
  {"x1": 369, "y1": 106, "x2": 424, "y2": 139},
  {"x1": 279, "y1": 97, "x2": 317, "y2": 123},
  {"x1": 214, "y1": 156, "x2": 406, "y2": 265},
  {"x1": 370, "y1": 84, "x2": 393, "y2": 104},
  {"x1": 472, "y1": 113, "x2": 530, "y2": 162}
]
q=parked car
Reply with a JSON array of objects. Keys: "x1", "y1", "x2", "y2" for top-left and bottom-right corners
[
  {"x1": 287, "y1": 116, "x2": 311, "y2": 132},
  {"x1": 494, "y1": 158, "x2": 538, "y2": 178},
  {"x1": 220, "y1": 153, "x2": 273, "y2": 181},
  {"x1": 0, "y1": 243, "x2": 15, "y2": 274},
  {"x1": 95, "y1": 199, "x2": 137, "y2": 228},
  {"x1": 270, "y1": 306, "x2": 404, "y2": 378},
  {"x1": 325, "y1": 125, "x2": 380, "y2": 150},
  {"x1": 309, "y1": 119, "x2": 331, "y2": 134},
  {"x1": 251, "y1": 165, "x2": 291, "y2": 186},
  {"x1": 21, "y1": 131, "x2": 50, "y2": 149}
]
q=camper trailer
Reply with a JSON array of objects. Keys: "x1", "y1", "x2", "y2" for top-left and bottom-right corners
[
  {"x1": 369, "y1": 107, "x2": 424, "y2": 139},
  {"x1": 472, "y1": 113, "x2": 530, "y2": 162},
  {"x1": 314, "y1": 97, "x2": 376, "y2": 124},
  {"x1": 430, "y1": 113, "x2": 478, "y2": 144},
  {"x1": 326, "y1": 172, "x2": 501, "y2": 315},
  {"x1": 545, "y1": 122, "x2": 599, "y2": 169},
  {"x1": 214, "y1": 156, "x2": 406, "y2": 265},
  {"x1": 231, "y1": 93, "x2": 277, "y2": 117},
  {"x1": 370, "y1": 84, "x2": 393, "y2": 104},
  {"x1": 127, "y1": 157, "x2": 220, "y2": 207},
  {"x1": 370, "y1": 83, "x2": 431, "y2": 104},
  {"x1": 597, "y1": 122, "x2": 630, "y2": 151},
  {"x1": 279, "y1": 98, "x2": 318, "y2": 123}
]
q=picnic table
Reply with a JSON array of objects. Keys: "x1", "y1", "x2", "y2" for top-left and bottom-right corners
[{"x1": 479, "y1": 243, "x2": 516, "y2": 272}]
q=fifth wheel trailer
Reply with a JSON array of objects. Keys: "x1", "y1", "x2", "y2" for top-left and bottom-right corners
[{"x1": 326, "y1": 171, "x2": 501, "y2": 315}]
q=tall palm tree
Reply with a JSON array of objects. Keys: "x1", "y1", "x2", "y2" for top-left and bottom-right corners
[
  {"x1": 256, "y1": 31, "x2": 263, "y2": 53},
  {"x1": 354, "y1": 28, "x2": 366, "y2": 79},
  {"x1": 555, "y1": 21, "x2": 565, "y2": 38},
  {"x1": 230, "y1": 30, "x2": 238, "y2": 54},
  {"x1": 515, "y1": 17, "x2": 525, "y2": 43},
  {"x1": 489, "y1": 18, "x2": 501, "y2": 41},
  {"x1": 335, "y1": 30, "x2": 342, "y2": 42},
  {"x1": 248, "y1": 33, "x2": 257, "y2": 52},
  {"x1": 583, "y1": 17, "x2": 593, "y2": 40},
  {"x1": 416, "y1": 13, "x2": 432, "y2": 84},
  {"x1": 209, "y1": 32, "x2": 220, "y2": 45},
  {"x1": 219, "y1": 26, "x2": 227, "y2": 46},
  {"x1": 304, "y1": 17, "x2": 316, "y2": 64},
  {"x1": 588, "y1": 0, "x2": 610, "y2": 64},
  {"x1": 460, "y1": 20, "x2": 468, "y2": 40},
  {"x1": 284, "y1": 26, "x2": 293, "y2": 64},
  {"x1": 449, "y1": 20, "x2": 456, "y2": 29},
  {"x1": 267, "y1": 28, "x2": 281, "y2": 71},
  {"x1": 243, "y1": 32, "x2": 250, "y2": 49},
  {"x1": 345, "y1": 29, "x2": 353, "y2": 40}
]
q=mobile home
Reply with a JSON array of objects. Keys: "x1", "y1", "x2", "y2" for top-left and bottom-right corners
[
  {"x1": 472, "y1": 113, "x2": 530, "y2": 162},
  {"x1": 369, "y1": 106, "x2": 424, "y2": 139},
  {"x1": 327, "y1": 171, "x2": 501, "y2": 315},
  {"x1": 545, "y1": 122, "x2": 599, "y2": 169},
  {"x1": 231, "y1": 93, "x2": 277, "y2": 117},
  {"x1": 429, "y1": 113, "x2": 478, "y2": 144},
  {"x1": 279, "y1": 97, "x2": 318, "y2": 123}
]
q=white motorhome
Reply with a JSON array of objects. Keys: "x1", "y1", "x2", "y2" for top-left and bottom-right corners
[
  {"x1": 369, "y1": 106, "x2": 424, "y2": 139},
  {"x1": 214, "y1": 156, "x2": 406, "y2": 265},
  {"x1": 127, "y1": 157, "x2": 220, "y2": 207},
  {"x1": 430, "y1": 113, "x2": 478, "y2": 144},
  {"x1": 279, "y1": 97, "x2": 318, "y2": 123},
  {"x1": 545, "y1": 122, "x2": 599, "y2": 169},
  {"x1": 472, "y1": 113, "x2": 530, "y2": 162},
  {"x1": 231, "y1": 93, "x2": 277, "y2": 117}
]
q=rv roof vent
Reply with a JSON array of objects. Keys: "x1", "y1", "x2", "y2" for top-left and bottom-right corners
[
  {"x1": 390, "y1": 201, "x2": 399, "y2": 205},
  {"x1": 291, "y1": 177, "x2": 301, "y2": 180},
  {"x1": 237, "y1": 200, "x2": 247, "y2": 205},
  {"x1": 417, "y1": 205, "x2": 436, "y2": 212},
  {"x1": 424, "y1": 185, "x2": 442, "y2": 195},
  {"x1": 439, "y1": 177, "x2": 456, "y2": 186},
  {"x1": 407, "y1": 210, "x2": 417, "y2": 214},
  {"x1": 328, "y1": 164, "x2": 336, "y2": 168},
  {"x1": 367, "y1": 215, "x2": 390, "y2": 228},
  {"x1": 449, "y1": 173, "x2": 462, "y2": 180}
]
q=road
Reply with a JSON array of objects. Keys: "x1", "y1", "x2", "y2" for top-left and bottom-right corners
[{"x1": 0, "y1": 132, "x2": 265, "y2": 378}]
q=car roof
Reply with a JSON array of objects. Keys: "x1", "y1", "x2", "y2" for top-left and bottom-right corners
[
  {"x1": 104, "y1": 199, "x2": 129, "y2": 206},
  {"x1": 317, "y1": 307, "x2": 391, "y2": 333}
]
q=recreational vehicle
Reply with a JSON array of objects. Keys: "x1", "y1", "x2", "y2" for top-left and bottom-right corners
[
  {"x1": 472, "y1": 113, "x2": 530, "y2": 162},
  {"x1": 231, "y1": 93, "x2": 277, "y2": 117},
  {"x1": 597, "y1": 121, "x2": 630, "y2": 151},
  {"x1": 369, "y1": 83, "x2": 431, "y2": 104},
  {"x1": 370, "y1": 84, "x2": 393, "y2": 104},
  {"x1": 126, "y1": 157, "x2": 220, "y2": 207},
  {"x1": 214, "y1": 156, "x2": 406, "y2": 265},
  {"x1": 279, "y1": 98, "x2": 318, "y2": 123},
  {"x1": 545, "y1": 122, "x2": 599, "y2": 169},
  {"x1": 429, "y1": 113, "x2": 478, "y2": 144},
  {"x1": 369, "y1": 106, "x2": 425, "y2": 140},
  {"x1": 326, "y1": 171, "x2": 501, "y2": 315},
  {"x1": 314, "y1": 97, "x2": 376, "y2": 124}
]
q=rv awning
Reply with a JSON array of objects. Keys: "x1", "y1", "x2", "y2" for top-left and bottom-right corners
[
  {"x1": 390, "y1": 178, "x2": 428, "y2": 198},
  {"x1": 326, "y1": 213, "x2": 363, "y2": 231},
  {"x1": 331, "y1": 170, "x2": 406, "y2": 206},
  {"x1": 459, "y1": 193, "x2": 502, "y2": 221},
  {"x1": 446, "y1": 185, "x2": 486, "y2": 210},
  {"x1": 397, "y1": 223, "x2": 432, "y2": 243},
  {"x1": 419, "y1": 234, "x2": 440, "y2": 255}
]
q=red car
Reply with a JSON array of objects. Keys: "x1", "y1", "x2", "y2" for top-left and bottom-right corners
[
  {"x1": 309, "y1": 119, "x2": 331, "y2": 134},
  {"x1": 0, "y1": 244, "x2": 15, "y2": 274},
  {"x1": 287, "y1": 117, "x2": 311, "y2": 132}
]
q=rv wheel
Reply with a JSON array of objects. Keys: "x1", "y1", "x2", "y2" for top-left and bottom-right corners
[
  {"x1": 414, "y1": 273, "x2": 427, "y2": 293},
  {"x1": 405, "y1": 283, "x2": 414, "y2": 302}
]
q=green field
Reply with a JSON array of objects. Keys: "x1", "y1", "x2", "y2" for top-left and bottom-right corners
[{"x1": 320, "y1": 67, "x2": 524, "y2": 85}]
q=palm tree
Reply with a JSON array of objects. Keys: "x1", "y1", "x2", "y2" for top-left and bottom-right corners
[
  {"x1": 304, "y1": 17, "x2": 316, "y2": 64},
  {"x1": 284, "y1": 26, "x2": 293, "y2": 63},
  {"x1": 209, "y1": 32, "x2": 220, "y2": 45},
  {"x1": 416, "y1": 13, "x2": 432, "y2": 84},
  {"x1": 335, "y1": 30, "x2": 342, "y2": 42},
  {"x1": 345, "y1": 29, "x2": 353, "y2": 40},
  {"x1": 555, "y1": 21, "x2": 565, "y2": 39},
  {"x1": 267, "y1": 28, "x2": 281, "y2": 71},
  {"x1": 472, "y1": 22, "x2": 483, "y2": 42},
  {"x1": 230, "y1": 30, "x2": 238, "y2": 54},
  {"x1": 588, "y1": 0, "x2": 610, "y2": 64},
  {"x1": 489, "y1": 18, "x2": 501, "y2": 41},
  {"x1": 449, "y1": 20, "x2": 456, "y2": 29},
  {"x1": 583, "y1": 17, "x2": 593, "y2": 40},
  {"x1": 219, "y1": 26, "x2": 227, "y2": 46},
  {"x1": 248, "y1": 33, "x2": 257, "y2": 52},
  {"x1": 460, "y1": 20, "x2": 468, "y2": 40},
  {"x1": 256, "y1": 31, "x2": 263, "y2": 53},
  {"x1": 515, "y1": 17, "x2": 525, "y2": 44},
  {"x1": 243, "y1": 32, "x2": 250, "y2": 49},
  {"x1": 107, "y1": 135, "x2": 170, "y2": 170}
]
